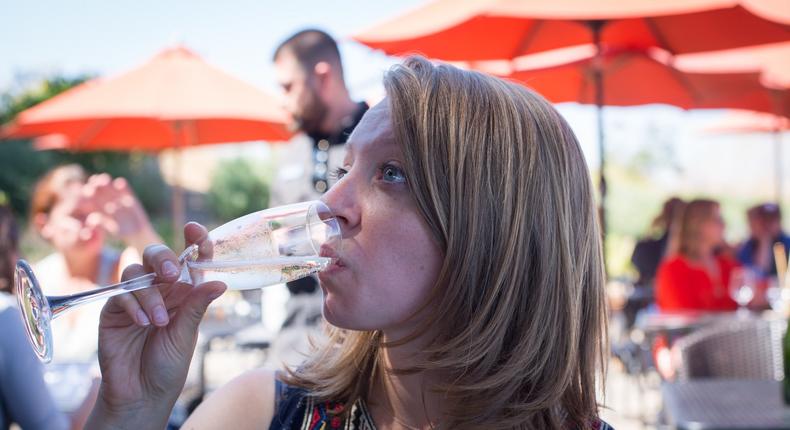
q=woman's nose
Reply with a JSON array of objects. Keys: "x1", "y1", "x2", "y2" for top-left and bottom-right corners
[{"x1": 321, "y1": 176, "x2": 360, "y2": 236}]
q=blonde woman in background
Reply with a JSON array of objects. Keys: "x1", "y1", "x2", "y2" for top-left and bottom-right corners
[
  {"x1": 656, "y1": 199, "x2": 738, "y2": 311},
  {"x1": 30, "y1": 164, "x2": 161, "y2": 362},
  {"x1": 85, "y1": 57, "x2": 611, "y2": 429}
]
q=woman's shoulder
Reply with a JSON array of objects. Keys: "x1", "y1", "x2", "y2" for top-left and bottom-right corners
[
  {"x1": 183, "y1": 368, "x2": 277, "y2": 429},
  {"x1": 594, "y1": 418, "x2": 615, "y2": 430}
]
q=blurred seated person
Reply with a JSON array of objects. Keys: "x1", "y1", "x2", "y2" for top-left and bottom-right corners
[
  {"x1": 625, "y1": 198, "x2": 684, "y2": 325},
  {"x1": 737, "y1": 203, "x2": 790, "y2": 279},
  {"x1": 656, "y1": 199, "x2": 738, "y2": 311},
  {"x1": 0, "y1": 204, "x2": 96, "y2": 430},
  {"x1": 631, "y1": 197, "x2": 684, "y2": 288},
  {"x1": 30, "y1": 164, "x2": 161, "y2": 362}
]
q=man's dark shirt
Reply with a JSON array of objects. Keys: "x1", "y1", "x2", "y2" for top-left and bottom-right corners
[
  {"x1": 306, "y1": 101, "x2": 369, "y2": 194},
  {"x1": 737, "y1": 231, "x2": 790, "y2": 277}
]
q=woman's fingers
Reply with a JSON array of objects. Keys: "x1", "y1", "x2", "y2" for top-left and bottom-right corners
[
  {"x1": 184, "y1": 222, "x2": 213, "y2": 260},
  {"x1": 137, "y1": 244, "x2": 182, "y2": 326},
  {"x1": 142, "y1": 244, "x2": 181, "y2": 282},
  {"x1": 108, "y1": 264, "x2": 152, "y2": 326}
]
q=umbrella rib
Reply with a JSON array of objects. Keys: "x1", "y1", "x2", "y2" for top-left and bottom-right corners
[
  {"x1": 512, "y1": 20, "x2": 545, "y2": 59},
  {"x1": 665, "y1": 64, "x2": 699, "y2": 108},
  {"x1": 74, "y1": 119, "x2": 109, "y2": 150},
  {"x1": 643, "y1": 17, "x2": 676, "y2": 54}
]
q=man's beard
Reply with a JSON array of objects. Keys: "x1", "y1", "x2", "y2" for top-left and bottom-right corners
[{"x1": 292, "y1": 87, "x2": 329, "y2": 136}]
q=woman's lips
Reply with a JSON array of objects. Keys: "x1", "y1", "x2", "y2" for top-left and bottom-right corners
[
  {"x1": 320, "y1": 259, "x2": 346, "y2": 277},
  {"x1": 318, "y1": 244, "x2": 346, "y2": 277}
]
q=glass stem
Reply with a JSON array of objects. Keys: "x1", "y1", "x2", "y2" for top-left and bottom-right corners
[{"x1": 48, "y1": 273, "x2": 158, "y2": 318}]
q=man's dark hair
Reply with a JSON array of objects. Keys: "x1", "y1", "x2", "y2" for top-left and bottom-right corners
[{"x1": 273, "y1": 29, "x2": 344, "y2": 78}]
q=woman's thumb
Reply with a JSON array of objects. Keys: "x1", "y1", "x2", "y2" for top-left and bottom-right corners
[{"x1": 172, "y1": 281, "x2": 226, "y2": 337}]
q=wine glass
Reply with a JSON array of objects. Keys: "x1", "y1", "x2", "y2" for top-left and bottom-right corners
[
  {"x1": 15, "y1": 200, "x2": 340, "y2": 363},
  {"x1": 765, "y1": 277, "x2": 790, "y2": 314},
  {"x1": 728, "y1": 267, "x2": 756, "y2": 315}
]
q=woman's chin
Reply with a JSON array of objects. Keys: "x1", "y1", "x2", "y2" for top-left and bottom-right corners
[
  {"x1": 321, "y1": 294, "x2": 364, "y2": 330},
  {"x1": 321, "y1": 293, "x2": 344, "y2": 327}
]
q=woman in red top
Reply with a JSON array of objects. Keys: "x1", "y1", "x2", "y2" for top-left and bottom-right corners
[{"x1": 656, "y1": 199, "x2": 738, "y2": 311}]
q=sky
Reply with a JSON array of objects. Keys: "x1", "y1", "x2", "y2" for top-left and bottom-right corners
[{"x1": 2, "y1": 0, "x2": 788, "y2": 237}]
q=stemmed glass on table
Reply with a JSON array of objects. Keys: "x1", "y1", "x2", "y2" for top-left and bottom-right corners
[
  {"x1": 15, "y1": 200, "x2": 341, "y2": 363},
  {"x1": 728, "y1": 267, "x2": 756, "y2": 316}
]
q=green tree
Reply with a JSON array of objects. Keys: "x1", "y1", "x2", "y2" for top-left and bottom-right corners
[{"x1": 208, "y1": 159, "x2": 270, "y2": 222}]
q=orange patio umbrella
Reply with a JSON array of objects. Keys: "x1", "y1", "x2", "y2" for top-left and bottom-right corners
[
  {"x1": 708, "y1": 111, "x2": 790, "y2": 133},
  {"x1": 675, "y1": 41, "x2": 790, "y2": 89},
  {"x1": 1, "y1": 46, "x2": 291, "y2": 150},
  {"x1": 1, "y1": 46, "x2": 292, "y2": 242},
  {"x1": 354, "y1": 0, "x2": 790, "y2": 61},
  {"x1": 482, "y1": 45, "x2": 789, "y2": 116}
]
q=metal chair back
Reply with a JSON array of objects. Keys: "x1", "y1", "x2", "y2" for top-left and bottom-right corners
[{"x1": 674, "y1": 318, "x2": 786, "y2": 381}]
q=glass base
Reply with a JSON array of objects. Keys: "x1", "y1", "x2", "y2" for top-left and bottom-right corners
[{"x1": 15, "y1": 260, "x2": 53, "y2": 363}]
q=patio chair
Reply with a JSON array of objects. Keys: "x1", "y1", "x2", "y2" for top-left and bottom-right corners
[{"x1": 674, "y1": 317, "x2": 786, "y2": 381}]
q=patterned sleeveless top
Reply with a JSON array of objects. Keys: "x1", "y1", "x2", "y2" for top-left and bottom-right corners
[
  {"x1": 269, "y1": 380, "x2": 376, "y2": 430},
  {"x1": 268, "y1": 381, "x2": 615, "y2": 430}
]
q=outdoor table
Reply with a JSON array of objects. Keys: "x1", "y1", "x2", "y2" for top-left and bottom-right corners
[
  {"x1": 635, "y1": 310, "x2": 734, "y2": 339},
  {"x1": 662, "y1": 379, "x2": 790, "y2": 429}
]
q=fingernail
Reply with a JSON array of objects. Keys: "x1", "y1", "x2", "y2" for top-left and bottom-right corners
[
  {"x1": 136, "y1": 309, "x2": 151, "y2": 326},
  {"x1": 153, "y1": 305, "x2": 169, "y2": 325},
  {"x1": 162, "y1": 261, "x2": 179, "y2": 277}
]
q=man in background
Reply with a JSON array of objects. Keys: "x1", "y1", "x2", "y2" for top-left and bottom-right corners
[
  {"x1": 266, "y1": 29, "x2": 368, "y2": 366},
  {"x1": 273, "y1": 28, "x2": 369, "y2": 195},
  {"x1": 738, "y1": 203, "x2": 790, "y2": 278}
]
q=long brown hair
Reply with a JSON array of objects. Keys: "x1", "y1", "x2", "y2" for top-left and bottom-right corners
[{"x1": 286, "y1": 57, "x2": 607, "y2": 429}]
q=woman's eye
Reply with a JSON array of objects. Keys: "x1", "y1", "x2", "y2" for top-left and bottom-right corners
[
  {"x1": 330, "y1": 167, "x2": 348, "y2": 180},
  {"x1": 381, "y1": 164, "x2": 406, "y2": 184}
]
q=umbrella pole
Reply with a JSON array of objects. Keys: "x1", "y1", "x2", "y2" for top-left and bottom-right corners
[
  {"x1": 170, "y1": 122, "x2": 187, "y2": 249},
  {"x1": 775, "y1": 129, "x2": 783, "y2": 205},
  {"x1": 595, "y1": 78, "x2": 608, "y2": 277},
  {"x1": 172, "y1": 148, "x2": 185, "y2": 249},
  {"x1": 591, "y1": 20, "x2": 608, "y2": 276}
]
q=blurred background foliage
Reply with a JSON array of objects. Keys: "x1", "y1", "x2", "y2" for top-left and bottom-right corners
[{"x1": 208, "y1": 158, "x2": 272, "y2": 222}]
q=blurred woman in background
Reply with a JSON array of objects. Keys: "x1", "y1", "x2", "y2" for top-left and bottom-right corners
[
  {"x1": 30, "y1": 164, "x2": 161, "y2": 361},
  {"x1": 656, "y1": 199, "x2": 738, "y2": 311}
]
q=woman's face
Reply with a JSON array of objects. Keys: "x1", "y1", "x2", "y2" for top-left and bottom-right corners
[
  {"x1": 701, "y1": 206, "x2": 725, "y2": 247},
  {"x1": 318, "y1": 101, "x2": 443, "y2": 336},
  {"x1": 40, "y1": 181, "x2": 105, "y2": 256}
]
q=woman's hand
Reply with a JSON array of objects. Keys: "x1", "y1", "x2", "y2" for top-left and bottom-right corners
[
  {"x1": 86, "y1": 223, "x2": 225, "y2": 430},
  {"x1": 81, "y1": 173, "x2": 161, "y2": 250}
]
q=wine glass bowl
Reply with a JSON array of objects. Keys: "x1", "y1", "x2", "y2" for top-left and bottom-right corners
[
  {"x1": 728, "y1": 267, "x2": 756, "y2": 315},
  {"x1": 15, "y1": 260, "x2": 53, "y2": 362},
  {"x1": 15, "y1": 200, "x2": 340, "y2": 363}
]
